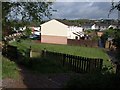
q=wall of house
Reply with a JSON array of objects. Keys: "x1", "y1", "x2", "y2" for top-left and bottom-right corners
[
  {"x1": 41, "y1": 35, "x2": 67, "y2": 44},
  {"x1": 41, "y1": 19, "x2": 68, "y2": 44},
  {"x1": 41, "y1": 19, "x2": 68, "y2": 37}
]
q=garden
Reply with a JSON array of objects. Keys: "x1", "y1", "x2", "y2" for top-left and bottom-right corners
[{"x1": 10, "y1": 39, "x2": 111, "y2": 67}]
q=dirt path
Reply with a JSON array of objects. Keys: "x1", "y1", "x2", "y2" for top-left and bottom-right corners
[{"x1": 2, "y1": 65, "x2": 74, "y2": 88}]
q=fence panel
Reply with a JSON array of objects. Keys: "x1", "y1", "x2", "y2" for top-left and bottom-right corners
[{"x1": 41, "y1": 50, "x2": 103, "y2": 73}]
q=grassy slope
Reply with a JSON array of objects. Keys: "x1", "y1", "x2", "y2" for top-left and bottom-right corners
[
  {"x1": 27, "y1": 57, "x2": 72, "y2": 73},
  {"x1": 11, "y1": 40, "x2": 111, "y2": 66},
  {"x1": 2, "y1": 56, "x2": 19, "y2": 79}
]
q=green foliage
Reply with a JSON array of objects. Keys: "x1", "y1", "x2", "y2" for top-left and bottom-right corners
[
  {"x1": 101, "y1": 29, "x2": 120, "y2": 61},
  {"x1": 65, "y1": 72, "x2": 119, "y2": 88},
  {"x1": 84, "y1": 29, "x2": 92, "y2": 34},
  {"x1": 2, "y1": 56, "x2": 19, "y2": 79},
  {"x1": 2, "y1": 2, "x2": 54, "y2": 37},
  {"x1": 24, "y1": 27, "x2": 32, "y2": 37},
  {"x1": 2, "y1": 2, "x2": 53, "y2": 22},
  {"x1": 92, "y1": 35, "x2": 99, "y2": 41},
  {"x1": 101, "y1": 29, "x2": 116, "y2": 43},
  {"x1": 114, "y1": 30, "x2": 120, "y2": 60},
  {"x1": 114, "y1": 30, "x2": 120, "y2": 47}
]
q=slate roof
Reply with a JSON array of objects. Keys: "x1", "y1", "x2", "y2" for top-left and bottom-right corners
[{"x1": 55, "y1": 19, "x2": 81, "y2": 26}]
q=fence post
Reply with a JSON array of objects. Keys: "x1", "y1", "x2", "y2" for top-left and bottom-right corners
[
  {"x1": 100, "y1": 59, "x2": 103, "y2": 71},
  {"x1": 89, "y1": 59, "x2": 93, "y2": 73},
  {"x1": 63, "y1": 54, "x2": 66, "y2": 66},
  {"x1": 30, "y1": 49, "x2": 32, "y2": 58},
  {"x1": 28, "y1": 46, "x2": 32, "y2": 58},
  {"x1": 43, "y1": 48, "x2": 46, "y2": 59}
]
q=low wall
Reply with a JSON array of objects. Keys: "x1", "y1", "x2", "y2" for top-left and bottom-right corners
[{"x1": 67, "y1": 39, "x2": 98, "y2": 47}]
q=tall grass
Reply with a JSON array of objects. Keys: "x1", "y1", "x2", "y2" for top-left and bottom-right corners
[{"x1": 2, "y1": 56, "x2": 19, "y2": 79}]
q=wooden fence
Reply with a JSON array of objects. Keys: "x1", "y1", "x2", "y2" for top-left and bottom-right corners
[
  {"x1": 67, "y1": 39, "x2": 98, "y2": 47},
  {"x1": 42, "y1": 50, "x2": 103, "y2": 73}
]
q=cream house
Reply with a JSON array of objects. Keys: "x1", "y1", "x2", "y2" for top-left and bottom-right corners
[
  {"x1": 40, "y1": 19, "x2": 68, "y2": 44},
  {"x1": 40, "y1": 19, "x2": 84, "y2": 44}
]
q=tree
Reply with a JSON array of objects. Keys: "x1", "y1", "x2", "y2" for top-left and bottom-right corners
[
  {"x1": 24, "y1": 27, "x2": 32, "y2": 37},
  {"x1": 2, "y1": 1, "x2": 54, "y2": 36},
  {"x1": 108, "y1": 1, "x2": 120, "y2": 60},
  {"x1": 108, "y1": 1, "x2": 120, "y2": 18}
]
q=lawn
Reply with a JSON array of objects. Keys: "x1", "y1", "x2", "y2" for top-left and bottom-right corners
[
  {"x1": 25, "y1": 57, "x2": 72, "y2": 73},
  {"x1": 2, "y1": 56, "x2": 19, "y2": 79},
  {"x1": 10, "y1": 39, "x2": 111, "y2": 67}
]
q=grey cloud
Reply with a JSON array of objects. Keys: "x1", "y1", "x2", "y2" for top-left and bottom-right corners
[{"x1": 51, "y1": 2, "x2": 118, "y2": 19}]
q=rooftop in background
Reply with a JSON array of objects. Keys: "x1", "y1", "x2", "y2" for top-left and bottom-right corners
[{"x1": 43, "y1": 18, "x2": 119, "y2": 27}]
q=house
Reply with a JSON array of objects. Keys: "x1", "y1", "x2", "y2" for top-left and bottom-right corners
[
  {"x1": 91, "y1": 23, "x2": 109, "y2": 31},
  {"x1": 29, "y1": 27, "x2": 41, "y2": 36},
  {"x1": 40, "y1": 19, "x2": 84, "y2": 44},
  {"x1": 91, "y1": 24, "x2": 99, "y2": 30},
  {"x1": 81, "y1": 23, "x2": 92, "y2": 30},
  {"x1": 67, "y1": 26, "x2": 84, "y2": 39},
  {"x1": 108, "y1": 25, "x2": 117, "y2": 29}
]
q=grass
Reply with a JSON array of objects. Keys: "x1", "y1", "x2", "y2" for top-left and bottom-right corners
[
  {"x1": 10, "y1": 39, "x2": 111, "y2": 67},
  {"x1": 23, "y1": 57, "x2": 72, "y2": 74},
  {"x1": 2, "y1": 56, "x2": 19, "y2": 79}
]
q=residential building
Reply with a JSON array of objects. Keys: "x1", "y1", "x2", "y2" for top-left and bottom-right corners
[{"x1": 40, "y1": 19, "x2": 84, "y2": 44}]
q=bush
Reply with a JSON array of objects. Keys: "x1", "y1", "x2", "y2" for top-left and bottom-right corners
[{"x1": 65, "y1": 72, "x2": 119, "y2": 88}]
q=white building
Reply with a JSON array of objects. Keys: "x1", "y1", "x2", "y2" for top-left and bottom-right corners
[
  {"x1": 29, "y1": 27, "x2": 41, "y2": 35},
  {"x1": 67, "y1": 26, "x2": 84, "y2": 39},
  {"x1": 91, "y1": 24, "x2": 99, "y2": 30},
  {"x1": 108, "y1": 25, "x2": 117, "y2": 29}
]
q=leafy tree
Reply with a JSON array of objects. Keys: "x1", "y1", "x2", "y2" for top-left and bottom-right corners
[
  {"x1": 24, "y1": 27, "x2": 32, "y2": 37},
  {"x1": 108, "y1": 1, "x2": 120, "y2": 61},
  {"x1": 2, "y1": 1, "x2": 54, "y2": 36},
  {"x1": 108, "y1": 1, "x2": 120, "y2": 17},
  {"x1": 101, "y1": 29, "x2": 116, "y2": 44}
]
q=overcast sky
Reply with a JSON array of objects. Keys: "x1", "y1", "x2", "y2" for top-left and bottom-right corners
[{"x1": 50, "y1": 2, "x2": 118, "y2": 20}]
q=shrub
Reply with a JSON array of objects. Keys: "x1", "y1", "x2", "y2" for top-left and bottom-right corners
[{"x1": 65, "y1": 72, "x2": 119, "y2": 88}]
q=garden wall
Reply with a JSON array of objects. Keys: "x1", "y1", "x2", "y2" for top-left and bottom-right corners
[{"x1": 67, "y1": 39, "x2": 98, "y2": 47}]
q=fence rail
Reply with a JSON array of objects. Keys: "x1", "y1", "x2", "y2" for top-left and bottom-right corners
[{"x1": 42, "y1": 50, "x2": 103, "y2": 73}]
